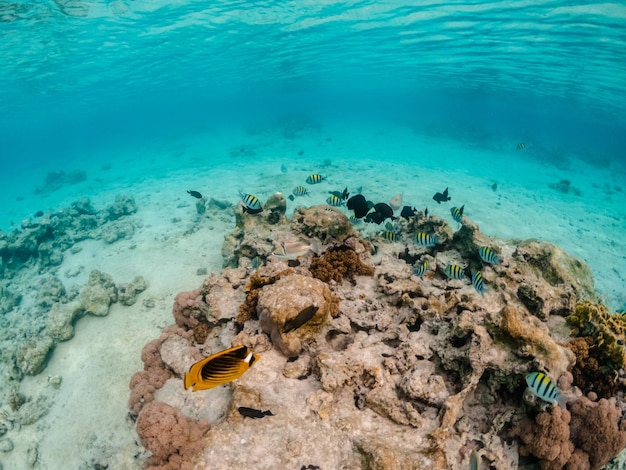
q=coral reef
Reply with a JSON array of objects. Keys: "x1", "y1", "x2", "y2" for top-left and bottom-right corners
[
  {"x1": 309, "y1": 244, "x2": 374, "y2": 283},
  {"x1": 0, "y1": 196, "x2": 137, "y2": 275},
  {"x1": 129, "y1": 202, "x2": 626, "y2": 469},
  {"x1": 512, "y1": 396, "x2": 626, "y2": 470},
  {"x1": 136, "y1": 400, "x2": 209, "y2": 470}
]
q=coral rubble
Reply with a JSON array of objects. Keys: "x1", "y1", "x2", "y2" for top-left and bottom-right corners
[{"x1": 129, "y1": 202, "x2": 626, "y2": 469}]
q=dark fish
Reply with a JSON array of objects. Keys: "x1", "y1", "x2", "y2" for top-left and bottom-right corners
[
  {"x1": 288, "y1": 194, "x2": 295, "y2": 201},
  {"x1": 281, "y1": 164, "x2": 288, "y2": 173},
  {"x1": 237, "y1": 407, "x2": 275, "y2": 419},
  {"x1": 298, "y1": 150, "x2": 304, "y2": 155},
  {"x1": 516, "y1": 142, "x2": 527, "y2": 150},
  {"x1": 364, "y1": 211, "x2": 384, "y2": 224},
  {"x1": 187, "y1": 190, "x2": 203, "y2": 199},
  {"x1": 301, "y1": 466, "x2": 321, "y2": 470},
  {"x1": 400, "y1": 206, "x2": 417, "y2": 220},
  {"x1": 373, "y1": 203, "x2": 395, "y2": 220},
  {"x1": 346, "y1": 194, "x2": 369, "y2": 218},
  {"x1": 451, "y1": 205, "x2": 464, "y2": 224},
  {"x1": 341, "y1": 187, "x2": 349, "y2": 200},
  {"x1": 433, "y1": 187, "x2": 451, "y2": 204},
  {"x1": 284, "y1": 305, "x2": 319, "y2": 333},
  {"x1": 34, "y1": 210, "x2": 44, "y2": 217},
  {"x1": 425, "y1": 207, "x2": 429, "y2": 218}
]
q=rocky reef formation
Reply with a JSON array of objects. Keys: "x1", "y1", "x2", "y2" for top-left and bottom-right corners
[
  {"x1": 0, "y1": 195, "x2": 137, "y2": 278},
  {"x1": 129, "y1": 196, "x2": 626, "y2": 469}
]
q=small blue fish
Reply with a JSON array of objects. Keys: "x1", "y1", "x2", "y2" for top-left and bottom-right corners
[
  {"x1": 525, "y1": 371, "x2": 567, "y2": 408},
  {"x1": 381, "y1": 230, "x2": 400, "y2": 242},
  {"x1": 469, "y1": 450, "x2": 479, "y2": 470},
  {"x1": 306, "y1": 173, "x2": 324, "y2": 184},
  {"x1": 326, "y1": 195, "x2": 343, "y2": 207},
  {"x1": 444, "y1": 264, "x2": 465, "y2": 280},
  {"x1": 238, "y1": 191, "x2": 262, "y2": 211},
  {"x1": 414, "y1": 232, "x2": 438, "y2": 247},
  {"x1": 451, "y1": 205, "x2": 464, "y2": 224},
  {"x1": 293, "y1": 186, "x2": 308, "y2": 197},
  {"x1": 471, "y1": 271, "x2": 485, "y2": 296},
  {"x1": 478, "y1": 246, "x2": 499, "y2": 264},
  {"x1": 413, "y1": 260, "x2": 429, "y2": 277}
]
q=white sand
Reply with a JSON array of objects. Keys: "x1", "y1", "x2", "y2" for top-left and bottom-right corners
[{"x1": 1, "y1": 121, "x2": 625, "y2": 468}]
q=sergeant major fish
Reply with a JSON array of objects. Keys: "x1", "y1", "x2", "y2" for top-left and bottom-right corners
[
  {"x1": 444, "y1": 264, "x2": 466, "y2": 280},
  {"x1": 471, "y1": 271, "x2": 485, "y2": 296},
  {"x1": 478, "y1": 246, "x2": 499, "y2": 264},
  {"x1": 414, "y1": 232, "x2": 438, "y2": 247},
  {"x1": 238, "y1": 191, "x2": 262, "y2": 212},
  {"x1": 326, "y1": 195, "x2": 343, "y2": 207},
  {"x1": 525, "y1": 371, "x2": 568, "y2": 408},
  {"x1": 413, "y1": 260, "x2": 429, "y2": 277},
  {"x1": 451, "y1": 205, "x2": 464, "y2": 224},
  {"x1": 306, "y1": 173, "x2": 325, "y2": 184}
]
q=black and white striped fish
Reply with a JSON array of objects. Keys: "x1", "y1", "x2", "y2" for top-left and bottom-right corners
[
  {"x1": 326, "y1": 195, "x2": 343, "y2": 207},
  {"x1": 413, "y1": 260, "x2": 429, "y2": 277},
  {"x1": 414, "y1": 232, "x2": 438, "y2": 247},
  {"x1": 238, "y1": 191, "x2": 262, "y2": 211},
  {"x1": 444, "y1": 264, "x2": 466, "y2": 280},
  {"x1": 293, "y1": 185, "x2": 308, "y2": 197},
  {"x1": 381, "y1": 230, "x2": 400, "y2": 242},
  {"x1": 451, "y1": 205, "x2": 464, "y2": 224},
  {"x1": 471, "y1": 271, "x2": 485, "y2": 296},
  {"x1": 306, "y1": 173, "x2": 324, "y2": 184},
  {"x1": 525, "y1": 371, "x2": 567, "y2": 408},
  {"x1": 478, "y1": 246, "x2": 499, "y2": 264}
]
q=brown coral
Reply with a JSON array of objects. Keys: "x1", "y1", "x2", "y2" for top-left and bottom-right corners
[
  {"x1": 310, "y1": 245, "x2": 374, "y2": 283},
  {"x1": 514, "y1": 406, "x2": 574, "y2": 469},
  {"x1": 136, "y1": 400, "x2": 210, "y2": 470},
  {"x1": 236, "y1": 269, "x2": 293, "y2": 325},
  {"x1": 569, "y1": 397, "x2": 626, "y2": 469},
  {"x1": 172, "y1": 287, "x2": 208, "y2": 330},
  {"x1": 567, "y1": 337, "x2": 618, "y2": 398}
]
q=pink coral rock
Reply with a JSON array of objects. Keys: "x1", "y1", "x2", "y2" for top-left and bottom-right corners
[{"x1": 136, "y1": 400, "x2": 209, "y2": 470}]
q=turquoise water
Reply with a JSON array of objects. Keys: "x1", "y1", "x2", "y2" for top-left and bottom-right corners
[{"x1": 1, "y1": 3, "x2": 626, "y2": 467}]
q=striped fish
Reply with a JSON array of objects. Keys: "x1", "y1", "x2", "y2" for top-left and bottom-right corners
[
  {"x1": 306, "y1": 173, "x2": 324, "y2": 184},
  {"x1": 238, "y1": 191, "x2": 262, "y2": 210},
  {"x1": 444, "y1": 264, "x2": 465, "y2": 280},
  {"x1": 292, "y1": 185, "x2": 308, "y2": 197},
  {"x1": 413, "y1": 260, "x2": 429, "y2": 277},
  {"x1": 414, "y1": 232, "x2": 438, "y2": 247},
  {"x1": 381, "y1": 230, "x2": 400, "y2": 242},
  {"x1": 525, "y1": 371, "x2": 566, "y2": 407},
  {"x1": 349, "y1": 215, "x2": 362, "y2": 224},
  {"x1": 326, "y1": 195, "x2": 343, "y2": 206},
  {"x1": 471, "y1": 271, "x2": 485, "y2": 296},
  {"x1": 451, "y1": 205, "x2": 464, "y2": 224},
  {"x1": 516, "y1": 142, "x2": 527, "y2": 150},
  {"x1": 478, "y1": 246, "x2": 499, "y2": 264}
]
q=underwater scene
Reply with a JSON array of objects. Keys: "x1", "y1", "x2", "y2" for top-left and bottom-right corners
[{"x1": 1, "y1": 1, "x2": 626, "y2": 469}]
